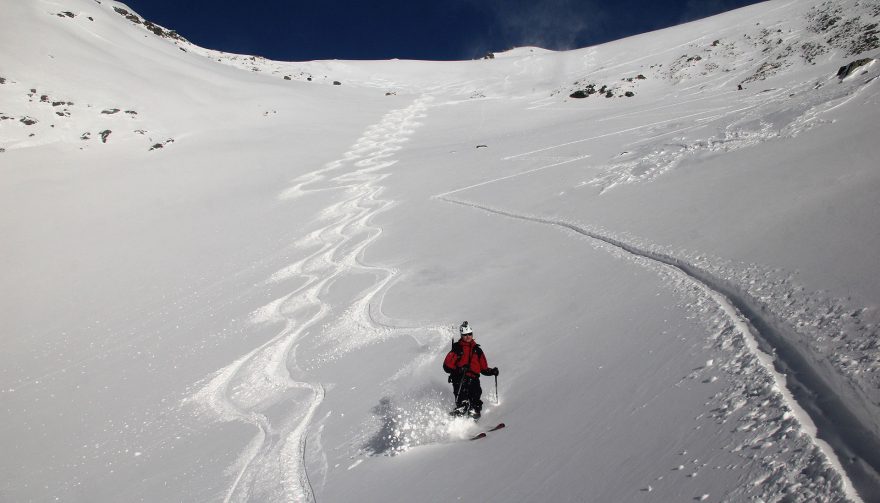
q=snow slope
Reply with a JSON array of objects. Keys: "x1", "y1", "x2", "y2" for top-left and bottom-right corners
[{"x1": 2, "y1": 0, "x2": 879, "y2": 502}]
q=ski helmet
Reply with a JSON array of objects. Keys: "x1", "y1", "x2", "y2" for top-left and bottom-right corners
[{"x1": 459, "y1": 321, "x2": 473, "y2": 336}]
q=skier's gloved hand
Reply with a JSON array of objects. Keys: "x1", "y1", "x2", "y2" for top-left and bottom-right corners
[{"x1": 490, "y1": 367, "x2": 499, "y2": 376}]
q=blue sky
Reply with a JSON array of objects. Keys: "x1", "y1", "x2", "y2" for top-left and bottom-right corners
[{"x1": 120, "y1": 0, "x2": 766, "y2": 61}]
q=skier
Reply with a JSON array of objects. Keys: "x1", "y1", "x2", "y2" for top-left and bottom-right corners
[{"x1": 443, "y1": 321, "x2": 499, "y2": 420}]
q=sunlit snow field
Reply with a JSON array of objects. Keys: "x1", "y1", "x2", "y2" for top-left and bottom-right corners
[{"x1": 2, "y1": 0, "x2": 879, "y2": 501}]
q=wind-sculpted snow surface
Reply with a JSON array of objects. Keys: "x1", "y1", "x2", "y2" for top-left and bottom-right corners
[
  {"x1": 586, "y1": 52, "x2": 878, "y2": 194},
  {"x1": 184, "y1": 97, "x2": 436, "y2": 501}
]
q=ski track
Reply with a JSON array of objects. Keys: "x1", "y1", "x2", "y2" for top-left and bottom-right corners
[
  {"x1": 178, "y1": 53, "x2": 873, "y2": 503},
  {"x1": 429, "y1": 64, "x2": 880, "y2": 501},
  {"x1": 184, "y1": 96, "x2": 441, "y2": 503},
  {"x1": 438, "y1": 195, "x2": 872, "y2": 502}
]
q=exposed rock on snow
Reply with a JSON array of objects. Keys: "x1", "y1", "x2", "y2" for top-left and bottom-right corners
[
  {"x1": 112, "y1": 6, "x2": 185, "y2": 42},
  {"x1": 149, "y1": 138, "x2": 174, "y2": 151},
  {"x1": 838, "y1": 58, "x2": 874, "y2": 78}
]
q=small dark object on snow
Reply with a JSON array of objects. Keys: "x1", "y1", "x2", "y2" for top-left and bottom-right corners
[
  {"x1": 283, "y1": 75, "x2": 291, "y2": 80},
  {"x1": 333, "y1": 81, "x2": 342, "y2": 85},
  {"x1": 605, "y1": 91, "x2": 614, "y2": 98},
  {"x1": 738, "y1": 84, "x2": 743, "y2": 90},
  {"x1": 102, "y1": 108, "x2": 120, "y2": 114},
  {"x1": 625, "y1": 91, "x2": 635, "y2": 97},
  {"x1": 569, "y1": 90, "x2": 589, "y2": 99},
  {"x1": 99, "y1": 130, "x2": 111, "y2": 143},
  {"x1": 483, "y1": 52, "x2": 495, "y2": 60},
  {"x1": 476, "y1": 145, "x2": 488, "y2": 148},
  {"x1": 150, "y1": 139, "x2": 175, "y2": 151},
  {"x1": 20, "y1": 117, "x2": 37, "y2": 126}
]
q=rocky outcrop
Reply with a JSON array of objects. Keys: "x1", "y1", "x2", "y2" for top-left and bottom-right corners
[
  {"x1": 807, "y1": 3, "x2": 880, "y2": 56},
  {"x1": 149, "y1": 138, "x2": 175, "y2": 151},
  {"x1": 569, "y1": 78, "x2": 641, "y2": 100},
  {"x1": 112, "y1": 7, "x2": 186, "y2": 42},
  {"x1": 837, "y1": 58, "x2": 873, "y2": 78}
]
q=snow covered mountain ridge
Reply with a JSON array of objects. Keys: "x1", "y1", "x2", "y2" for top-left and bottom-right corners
[{"x1": 2, "y1": 0, "x2": 880, "y2": 502}]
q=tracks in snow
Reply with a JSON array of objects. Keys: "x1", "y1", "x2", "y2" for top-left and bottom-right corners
[
  {"x1": 186, "y1": 97, "x2": 433, "y2": 503},
  {"x1": 438, "y1": 195, "x2": 876, "y2": 503}
]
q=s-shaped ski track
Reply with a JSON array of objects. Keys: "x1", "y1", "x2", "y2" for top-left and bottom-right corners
[{"x1": 186, "y1": 96, "x2": 436, "y2": 503}]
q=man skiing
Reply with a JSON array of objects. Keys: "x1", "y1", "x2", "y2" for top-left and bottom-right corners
[{"x1": 443, "y1": 321, "x2": 499, "y2": 420}]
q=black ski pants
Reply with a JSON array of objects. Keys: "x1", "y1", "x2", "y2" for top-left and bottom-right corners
[{"x1": 452, "y1": 375, "x2": 483, "y2": 413}]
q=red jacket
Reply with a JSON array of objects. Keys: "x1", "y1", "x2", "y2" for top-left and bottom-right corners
[{"x1": 443, "y1": 339, "x2": 490, "y2": 378}]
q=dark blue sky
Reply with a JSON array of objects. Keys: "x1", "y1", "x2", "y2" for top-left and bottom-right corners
[{"x1": 120, "y1": 0, "x2": 766, "y2": 61}]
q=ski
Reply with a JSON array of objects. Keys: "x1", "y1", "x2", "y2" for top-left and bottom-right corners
[{"x1": 470, "y1": 422, "x2": 505, "y2": 440}]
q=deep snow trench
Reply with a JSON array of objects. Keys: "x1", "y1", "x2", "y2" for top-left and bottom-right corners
[{"x1": 439, "y1": 195, "x2": 878, "y2": 503}]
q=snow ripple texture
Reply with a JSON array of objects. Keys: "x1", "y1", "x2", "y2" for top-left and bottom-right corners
[
  {"x1": 184, "y1": 97, "x2": 435, "y2": 503},
  {"x1": 586, "y1": 62, "x2": 878, "y2": 194}
]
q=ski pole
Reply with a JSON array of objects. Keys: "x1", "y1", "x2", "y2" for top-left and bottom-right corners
[{"x1": 495, "y1": 374, "x2": 499, "y2": 404}]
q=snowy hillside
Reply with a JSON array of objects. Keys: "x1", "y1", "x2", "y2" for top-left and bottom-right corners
[{"x1": 2, "y1": 0, "x2": 880, "y2": 502}]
